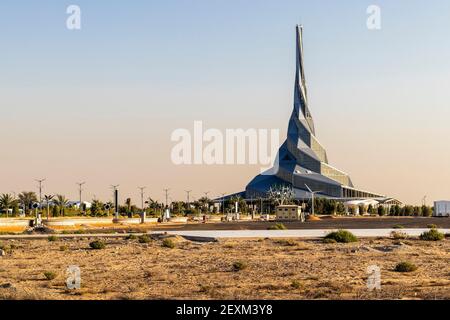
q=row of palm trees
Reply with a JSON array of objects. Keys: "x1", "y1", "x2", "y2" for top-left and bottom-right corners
[
  {"x1": 0, "y1": 192, "x2": 71, "y2": 218},
  {"x1": 0, "y1": 193, "x2": 17, "y2": 218},
  {"x1": 0, "y1": 192, "x2": 251, "y2": 218}
]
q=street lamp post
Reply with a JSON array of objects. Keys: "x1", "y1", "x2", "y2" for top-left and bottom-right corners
[
  {"x1": 111, "y1": 185, "x2": 119, "y2": 220},
  {"x1": 35, "y1": 179, "x2": 45, "y2": 209},
  {"x1": 138, "y1": 187, "x2": 146, "y2": 224},
  {"x1": 185, "y1": 190, "x2": 192, "y2": 213},
  {"x1": 163, "y1": 189, "x2": 170, "y2": 208},
  {"x1": 76, "y1": 182, "x2": 86, "y2": 215},
  {"x1": 163, "y1": 189, "x2": 170, "y2": 221}
]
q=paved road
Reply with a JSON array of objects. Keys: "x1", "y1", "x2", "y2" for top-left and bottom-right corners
[
  {"x1": 150, "y1": 217, "x2": 450, "y2": 231},
  {"x1": 0, "y1": 228, "x2": 448, "y2": 240},
  {"x1": 151, "y1": 228, "x2": 450, "y2": 239}
]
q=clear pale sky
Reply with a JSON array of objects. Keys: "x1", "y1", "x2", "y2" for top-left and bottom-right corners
[{"x1": 1, "y1": 1, "x2": 449, "y2": 205}]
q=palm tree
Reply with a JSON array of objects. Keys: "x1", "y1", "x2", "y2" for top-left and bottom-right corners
[
  {"x1": 43, "y1": 195, "x2": 54, "y2": 220},
  {"x1": 53, "y1": 195, "x2": 69, "y2": 217},
  {"x1": 0, "y1": 194, "x2": 17, "y2": 218},
  {"x1": 90, "y1": 199, "x2": 103, "y2": 217},
  {"x1": 198, "y1": 197, "x2": 210, "y2": 213},
  {"x1": 125, "y1": 198, "x2": 132, "y2": 217},
  {"x1": 170, "y1": 201, "x2": 184, "y2": 215},
  {"x1": 147, "y1": 198, "x2": 159, "y2": 211},
  {"x1": 18, "y1": 191, "x2": 38, "y2": 216}
]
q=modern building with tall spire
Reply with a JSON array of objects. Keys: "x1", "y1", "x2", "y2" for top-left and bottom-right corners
[{"x1": 245, "y1": 25, "x2": 395, "y2": 202}]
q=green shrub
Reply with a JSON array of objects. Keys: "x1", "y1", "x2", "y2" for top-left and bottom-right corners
[
  {"x1": 89, "y1": 240, "x2": 106, "y2": 249},
  {"x1": 394, "y1": 262, "x2": 417, "y2": 273},
  {"x1": 126, "y1": 234, "x2": 138, "y2": 240},
  {"x1": 392, "y1": 225, "x2": 404, "y2": 229},
  {"x1": 43, "y1": 271, "x2": 57, "y2": 280},
  {"x1": 324, "y1": 230, "x2": 358, "y2": 243},
  {"x1": 198, "y1": 284, "x2": 212, "y2": 293},
  {"x1": 0, "y1": 244, "x2": 14, "y2": 254},
  {"x1": 422, "y1": 206, "x2": 432, "y2": 217},
  {"x1": 162, "y1": 238, "x2": 175, "y2": 249},
  {"x1": 48, "y1": 235, "x2": 58, "y2": 242},
  {"x1": 290, "y1": 280, "x2": 301, "y2": 289},
  {"x1": 419, "y1": 229, "x2": 444, "y2": 241},
  {"x1": 427, "y1": 224, "x2": 438, "y2": 229},
  {"x1": 391, "y1": 231, "x2": 408, "y2": 240},
  {"x1": 138, "y1": 235, "x2": 151, "y2": 243},
  {"x1": 268, "y1": 223, "x2": 287, "y2": 230},
  {"x1": 232, "y1": 261, "x2": 247, "y2": 272}
]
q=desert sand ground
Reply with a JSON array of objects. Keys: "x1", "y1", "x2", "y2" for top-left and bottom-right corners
[{"x1": 0, "y1": 235, "x2": 448, "y2": 300}]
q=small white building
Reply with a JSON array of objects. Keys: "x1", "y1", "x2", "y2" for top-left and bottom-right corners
[
  {"x1": 434, "y1": 201, "x2": 450, "y2": 217},
  {"x1": 67, "y1": 201, "x2": 92, "y2": 209},
  {"x1": 276, "y1": 205, "x2": 304, "y2": 222},
  {"x1": 344, "y1": 199, "x2": 379, "y2": 215}
]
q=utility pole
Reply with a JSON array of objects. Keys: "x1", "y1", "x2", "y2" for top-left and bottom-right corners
[
  {"x1": 163, "y1": 189, "x2": 170, "y2": 208},
  {"x1": 111, "y1": 185, "x2": 119, "y2": 219},
  {"x1": 422, "y1": 195, "x2": 427, "y2": 206},
  {"x1": 76, "y1": 182, "x2": 86, "y2": 214},
  {"x1": 163, "y1": 188, "x2": 170, "y2": 221},
  {"x1": 35, "y1": 179, "x2": 45, "y2": 218},
  {"x1": 185, "y1": 190, "x2": 192, "y2": 212},
  {"x1": 138, "y1": 187, "x2": 146, "y2": 211},
  {"x1": 138, "y1": 186, "x2": 146, "y2": 224},
  {"x1": 35, "y1": 179, "x2": 45, "y2": 205}
]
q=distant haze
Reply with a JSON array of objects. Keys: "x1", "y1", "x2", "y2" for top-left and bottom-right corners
[{"x1": 1, "y1": 1, "x2": 449, "y2": 205}]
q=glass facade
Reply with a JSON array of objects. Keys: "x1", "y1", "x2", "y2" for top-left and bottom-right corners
[{"x1": 245, "y1": 25, "x2": 388, "y2": 201}]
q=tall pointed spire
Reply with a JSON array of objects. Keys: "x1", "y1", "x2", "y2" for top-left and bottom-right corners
[
  {"x1": 296, "y1": 25, "x2": 308, "y2": 102},
  {"x1": 245, "y1": 26, "x2": 385, "y2": 200},
  {"x1": 245, "y1": 25, "x2": 390, "y2": 201},
  {"x1": 294, "y1": 25, "x2": 315, "y2": 135}
]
